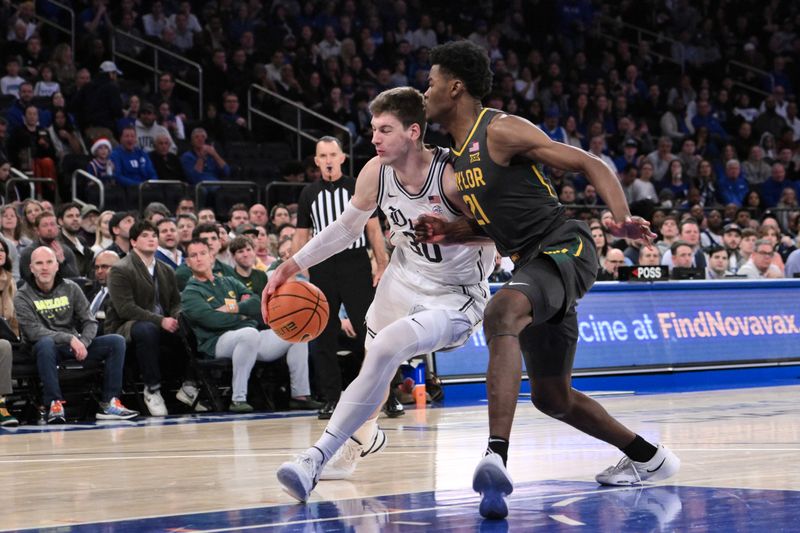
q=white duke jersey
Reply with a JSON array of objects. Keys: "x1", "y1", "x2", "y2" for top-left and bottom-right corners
[{"x1": 376, "y1": 146, "x2": 495, "y2": 287}]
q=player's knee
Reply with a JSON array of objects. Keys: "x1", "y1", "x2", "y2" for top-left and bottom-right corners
[
  {"x1": 531, "y1": 390, "x2": 572, "y2": 419},
  {"x1": 484, "y1": 292, "x2": 532, "y2": 336}
]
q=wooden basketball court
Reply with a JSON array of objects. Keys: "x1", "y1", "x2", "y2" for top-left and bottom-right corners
[{"x1": 1, "y1": 384, "x2": 799, "y2": 531}]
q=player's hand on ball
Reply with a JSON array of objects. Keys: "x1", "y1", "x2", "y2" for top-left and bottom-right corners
[
  {"x1": 264, "y1": 259, "x2": 298, "y2": 300},
  {"x1": 605, "y1": 216, "x2": 657, "y2": 244},
  {"x1": 414, "y1": 213, "x2": 449, "y2": 244}
]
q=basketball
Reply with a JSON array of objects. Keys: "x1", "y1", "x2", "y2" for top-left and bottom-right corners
[{"x1": 265, "y1": 280, "x2": 329, "y2": 342}]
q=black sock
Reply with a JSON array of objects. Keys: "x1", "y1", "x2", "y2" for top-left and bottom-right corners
[
  {"x1": 486, "y1": 436, "x2": 509, "y2": 466},
  {"x1": 622, "y1": 435, "x2": 658, "y2": 462}
]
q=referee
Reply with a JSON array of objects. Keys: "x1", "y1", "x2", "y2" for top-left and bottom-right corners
[{"x1": 293, "y1": 136, "x2": 389, "y2": 419}]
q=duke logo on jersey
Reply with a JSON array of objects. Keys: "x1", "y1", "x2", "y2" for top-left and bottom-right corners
[{"x1": 376, "y1": 147, "x2": 494, "y2": 286}]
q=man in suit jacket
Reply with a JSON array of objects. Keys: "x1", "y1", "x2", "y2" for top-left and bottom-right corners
[
  {"x1": 105, "y1": 220, "x2": 197, "y2": 416},
  {"x1": 87, "y1": 250, "x2": 120, "y2": 334}
]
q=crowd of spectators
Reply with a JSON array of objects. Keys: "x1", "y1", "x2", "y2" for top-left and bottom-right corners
[{"x1": 0, "y1": 1, "x2": 799, "y2": 423}]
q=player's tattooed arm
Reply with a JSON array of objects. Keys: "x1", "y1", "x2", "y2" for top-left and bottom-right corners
[{"x1": 414, "y1": 214, "x2": 492, "y2": 245}]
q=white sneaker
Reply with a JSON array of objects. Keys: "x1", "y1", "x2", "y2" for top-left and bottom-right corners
[
  {"x1": 277, "y1": 452, "x2": 321, "y2": 502},
  {"x1": 596, "y1": 444, "x2": 680, "y2": 486},
  {"x1": 472, "y1": 452, "x2": 514, "y2": 519},
  {"x1": 176, "y1": 383, "x2": 209, "y2": 412},
  {"x1": 320, "y1": 428, "x2": 387, "y2": 480},
  {"x1": 143, "y1": 388, "x2": 168, "y2": 416}
]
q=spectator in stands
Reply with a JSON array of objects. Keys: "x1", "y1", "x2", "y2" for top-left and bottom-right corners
[
  {"x1": 655, "y1": 215, "x2": 680, "y2": 256},
  {"x1": 79, "y1": 204, "x2": 100, "y2": 247},
  {"x1": 718, "y1": 159, "x2": 749, "y2": 207},
  {"x1": 72, "y1": 61, "x2": 123, "y2": 140},
  {"x1": 590, "y1": 224, "x2": 609, "y2": 267},
  {"x1": 181, "y1": 238, "x2": 319, "y2": 412},
  {"x1": 150, "y1": 133, "x2": 186, "y2": 182},
  {"x1": 669, "y1": 240, "x2": 695, "y2": 272},
  {"x1": 663, "y1": 159, "x2": 689, "y2": 201},
  {"x1": 229, "y1": 235, "x2": 267, "y2": 294},
  {"x1": 15, "y1": 246, "x2": 137, "y2": 423},
  {"x1": 253, "y1": 225, "x2": 275, "y2": 267},
  {"x1": 5, "y1": 83, "x2": 46, "y2": 134},
  {"x1": 110, "y1": 126, "x2": 158, "y2": 188},
  {"x1": 152, "y1": 72, "x2": 190, "y2": 123},
  {"x1": 1, "y1": 204, "x2": 28, "y2": 274},
  {"x1": 176, "y1": 198, "x2": 195, "y2": 216},
  {"x1": 155, "y1": 218, "x2": 183, "y2": 269},
  {"x1": 143, "y1": 203, "x2": 170, "y2": 226},
  {"x1": 219, "y1": 93, "x2": 249, "y2": 143},
  {"x1": 1, "y1": 57, "x2": 26, "y2": 98},
  {"x1": 588, "y1": 135, "x2": 617, "y2": 172},
  {"x1": 157, "y1": 101, "x2": 185, "y2": 142},
  {"x1": 105, "y1": 211, "x2": 136, "y2": 258},
  {"x1": 135, "y1": 103, "x2": 175, "y2": 154},
  {"x1": 197, "y1": 208, "x2": 216, "y2": 224},
  {"x1": 705, "y1": 245, "x2": 733, "y2": 279},
  {"x1": 737, "y1": 239, "x2": 783, "y2": 278},
  {"x1": 19, "y1": 212, "x2": 80, "y2": 282},
  {"x1": 745, "y1": 190, "x2": 766, "y2": 219},
  {"x1": 775, "y1": 188, "x2": 799, "y2": 234},
  {"x1": 700, "y1": 209, "x2": 725, "y2": 247},
  {"x1": 739, "y1": 228, "x2": 758, "y2": 266},
  {"x1": 86, "y1": 137, "x2": 115, "y2": 184},
  {"x1": 227, "y1": 204, "x2": 250, "y2": 235},
  {"x1": 596, "y1": 248, "x2": 626, "y2": 281},
  {"x1": 180, "y1": 128, "x2": 230, "y2": 186},
  {"x1": 722, "y1": 223, "x2": 744, "y2": 273},
  {"x1": 87, "y1": 249, "x2": 118, "y2": 324},
  {"x1": 90, "y1": 210, "x2": 114, "y2": 254},
  {"x1": 8, "y1": 105, "x2": 57, "y2": 181},
  {"x1": 174, "y1": 223, "x2": 235, "y2": 291},
  {"x1": 753, "y1": 96, "x2": 786, "y2": 139},
  {"x1": 662, "y1": 218, "x2": 706, "y2": 270},
  {"x1": 268, "y1": 204, "x2": 291, "y2": 235},
  {"x1": 691, "y1": 99, "x2": 727, "y2": 144},
  {"x1": 105, "y1": 220, "x2": 197, "y2": 416},
  {"x1": 215, "y1": 224, "x2": 235, "y2": 268},
  {"x1": 47, "y1": 108, "x2": 86, "y2": 169},
  {"x1": 761, "y1": 163, "x2": 792, "y2": 208},
  {"x1": 638, "y1": 244, "x2": 661, "y2": 266},
  {"x1": 647, "y1": 136, "x2": 677, "y2": 182},
  {"x1": 176, "y1": 213, "x2": 197, "y2": 250},
  {"x1": 142, "y1": 0, "x2": 168, "y2": 38},
  {"x1": 80, "y1": 0, "x2": 113, "y2": 36},
  {"x1": 56, "y1": 203, "x2": 94, "y2": 277},
  {"x1": 743, "y1": 145, "x2": 772, "y2": 186},
  {"x1": 248, "y1": 203, "x2": 268, "y2": 228},
  {"x1": 677, "y1": 138, "x2": 701, "y2": 180}
]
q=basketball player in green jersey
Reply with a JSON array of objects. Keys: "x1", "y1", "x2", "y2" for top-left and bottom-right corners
[{"x1": 416, "y1": 41, "x2": 680, "y2": 519}]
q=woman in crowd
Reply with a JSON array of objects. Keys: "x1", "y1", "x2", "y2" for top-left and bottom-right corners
[
  {"x1": 591, "y1": 221, "x2": 610, "y2": 268},
  {"x1": 91, "y1": 210, "x2": 114, "y2": 254},
  {"x1": 19, "y1": 198, "x2": 43, "y2": 242}
]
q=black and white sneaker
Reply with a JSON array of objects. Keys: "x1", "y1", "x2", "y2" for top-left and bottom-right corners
[
  {"x1": 320, "y1": 427, "x2": 387, "y2": 480},
  {"x1": 596, "y1": 444, "x2": 680, "y2": 486}
]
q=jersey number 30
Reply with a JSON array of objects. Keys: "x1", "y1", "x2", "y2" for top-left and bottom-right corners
[{"x1": 403, "y1": 231, "x2": 443, "y2": 263}]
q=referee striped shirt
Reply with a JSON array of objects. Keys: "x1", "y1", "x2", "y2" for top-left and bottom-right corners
[{"x1": 296, "y1": 176, "x2": 373, "y2": 250}]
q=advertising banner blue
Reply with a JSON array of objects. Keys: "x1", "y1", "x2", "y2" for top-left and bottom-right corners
[{"x1": 434, "y1": 280, "x2": 800, "y2": 378}]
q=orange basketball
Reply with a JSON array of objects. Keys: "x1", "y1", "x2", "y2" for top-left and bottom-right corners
[{"x1": 265, "y1": 280, "x2": 330, "y2": 342}]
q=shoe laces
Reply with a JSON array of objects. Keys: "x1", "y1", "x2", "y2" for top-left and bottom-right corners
[
  {"x1": 331, "y1": 439, "x2": 361, "y2": 468},
  {"x1": 607, "y1": 456, "x2": 642, "y2": 483},
  {"x1": 294, "y1": 453, "x2": 321, "y2": 482},
  {"x1": 107, "y1": 398, "x2": 129, "y2": 413}
]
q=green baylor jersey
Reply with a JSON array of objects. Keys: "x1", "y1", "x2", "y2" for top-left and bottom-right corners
[{"x1": 450, "y1": 108, "x2": 566, "y2": 259}]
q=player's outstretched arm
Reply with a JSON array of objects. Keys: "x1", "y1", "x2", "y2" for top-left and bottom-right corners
[
  {"x1": 488, "y1": 114, "x2": 655, "y2": 243},
  {"x1": 265, "y1": 158, "x2": 381, "y2": 297}
]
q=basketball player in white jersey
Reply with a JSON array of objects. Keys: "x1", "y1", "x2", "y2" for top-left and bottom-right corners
[{"x1": 267, "y1": 87, "x2": 495, "y2": 502}]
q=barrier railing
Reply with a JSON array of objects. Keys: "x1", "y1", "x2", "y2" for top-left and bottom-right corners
[
  {"x1": 138, "y1": 180, "x2": 190, "y2": 213},
  {"x1": 5, "y1": 176, "x2": 56, "y2": 203},
  {"x1": 247, "y1": 84, "x2": 354, "y2": 177},
  {"x1": 727, "y1": 60, "x2": 773, "y2": 97},
  {"x1": 71, "y1": 169, "x2": 106, "y2": 210},
  {"x1": 195, "y1": 180, "x2": 260, "y2": 207},
  {"x1": 30, "y1": 0, "x2": 75, "y2": 52},
  {"x1": 598, "y1": 15, "x2": 685, "y2": 73},
  {"x1": 111, "y1": 28, "x2": 203, "y2": 119}
]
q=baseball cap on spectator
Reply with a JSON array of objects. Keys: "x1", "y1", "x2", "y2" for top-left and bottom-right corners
[
  {"x1": 140, "y1": 102, "x2": 155, "y2": 114},
  {"x1": 90, "y1": 138, "x2": 112, "y2": 156},
  {"x1": 743, "y1": 42, "x2": 755, "y2": 52},
  {"x1": 109, "y1": 211, "x2": 136, "y2": 233},
  {"x1": 235, "y1": 223, "x2": 259, "y2": 237},
  {"x1": 99, "y1": 61, "x2": 122, "y2": 75},
  {"x1": 80, "y1": 204, "x2": 100, "y2": 217},
  {"x1": 723, "y1": 223, "x2": 742, "y2": 235},
  {"x1": 624, "y1": 139, "x2": 638, "y2": 148}
]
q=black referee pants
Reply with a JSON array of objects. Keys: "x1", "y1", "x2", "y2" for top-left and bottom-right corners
[{"x1": 309, "y1": 248, "x2": 375, "y2": 402}]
